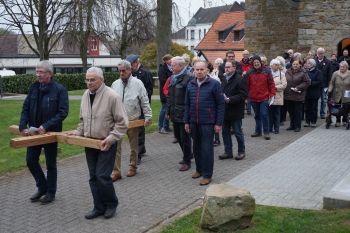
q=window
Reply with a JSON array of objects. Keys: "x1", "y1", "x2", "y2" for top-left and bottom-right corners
[
  {"x1": 190, "y1": 30, "x2": 195, "y2": 40},
  {"x1": 186, "y1": 29, "x2": 189, "y2": 40},
  {"x1": 90, "y1": 37, "x2": 98, "y2": 51},
  {"x1": 218, "y1": 25, "x2": 234, "y2": 42},
  {"x1": 233, "y1": 29, "x2": 245, "y2": 41},
  {"x1": 190, "y1": 46, "x2": 194, "y2": 52},
  {"x1": 199, "y1": 29, "x2": 202, "y2": 40}
]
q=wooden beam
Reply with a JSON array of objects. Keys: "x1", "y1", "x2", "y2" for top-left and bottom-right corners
[
  {"x1": 128, "y1": 119, "x2": 145, "y2": 128},
  {"x1": 56, "y1": 134, "x2": 102, "y2": 150},
  {"x1": 10, "y1": 134, "x2": 57, "y2": 148}
]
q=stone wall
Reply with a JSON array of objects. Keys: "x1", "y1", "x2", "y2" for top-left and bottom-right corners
[{"x1": 245, "y1": 0, "x2": 350, "y2": 60}]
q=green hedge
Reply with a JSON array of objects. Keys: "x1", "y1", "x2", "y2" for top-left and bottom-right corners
[{"x1": 1, "y1": 70, "x2": 157, "y2": 94}]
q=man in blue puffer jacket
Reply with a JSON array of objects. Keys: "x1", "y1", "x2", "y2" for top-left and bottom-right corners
[
  {"x1": 19, "y1": 60, "x2": 69, "y2": 204},
  {"x1": 184, "y1": 60, "x2": 224, "y2": 186}
]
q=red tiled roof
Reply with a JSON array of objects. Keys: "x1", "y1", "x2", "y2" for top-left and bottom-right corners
[{"x1": 196, "y1": 11, "x2": 245, "y2": 60}]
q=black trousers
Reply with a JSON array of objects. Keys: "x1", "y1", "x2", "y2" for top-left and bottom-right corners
[
  {"x1": 173, "y1": 122, "x2": 192, "y2": 164},
  {"x1": 26, "y1": 142, "x2": 58, "y2": 195},
  {"x1": 85, "y1": 143, "x2": 118, "y2": 213},
  {"x1": 286, "y1": 100, "x2": 303, "y2": 129},
  {"x1": 305, "y1": 98, "x2": 319, "y2": 124}
]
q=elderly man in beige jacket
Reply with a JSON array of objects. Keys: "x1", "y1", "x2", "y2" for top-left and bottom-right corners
[
  {"x1": 71, "y1": 67, "x2": 128, "y2": 220},
  {"x1": 111, "y1": 60, "x2": 152, "y2": 181}
]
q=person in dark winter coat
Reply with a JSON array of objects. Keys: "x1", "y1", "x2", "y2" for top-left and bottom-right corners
[
  {"x1": 167, "y1": 56, "x2": 192, "y2": 172},
  {"x1": 19, "y1": 60, "x2": 69, "y2": 204},
  {"x1": 184, "y1": 60, "x2": 224, "y2": 186},
  {"x1": 304, "y1": 59, "x2": 323, "y2": 127},
  {"x1": 337, "y1": 49, "x2": 350, "y2": 69},
  {"x1": 158, "y1": 54, "x2": 173, "y2": 133},
  {"x1": 284, "y1": 60, "x2": 311, "y2": 132},
  {"x1": 219, "y1": 60, "x2": 248, "y2": 161},
  {"x1": 218, "y1": 50, "x2": 242, "y2": 80},
  {"x1": 315, "y1": 47, "x2": 332, "y2": 119}
]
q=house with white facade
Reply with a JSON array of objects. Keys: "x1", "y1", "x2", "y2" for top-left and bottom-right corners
[{"x1": 172, "y1": 1, "x2": 245, "y2": 54}]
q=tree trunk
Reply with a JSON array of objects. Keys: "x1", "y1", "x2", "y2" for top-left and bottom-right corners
[{"x1": 156, "y1": 0, "x2": 172, "y2": 67}]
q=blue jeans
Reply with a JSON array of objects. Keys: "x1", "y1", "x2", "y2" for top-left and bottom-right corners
[
  {"x1": 269, "y1": 105, "x2": 281, "y2": 132},
  {"x1": 85, "y1": 143, "x2": 118, "y2": 213},
  {"x1": 158, "y1": 101, "x2": 169, "y2": 130},
  {"x1": 190, "y1": 124, "x2": 214, "y2": 179},
  {"x1": 247, "y1": 97, "x2": 252, "y2": 113},
  {"x1": 320, "y1": 88, "x2": 328, "y2": 117},
  {"x1": 222, "y1": 119, "x2": 245, "y2": 154},
  {"x1": 251, "y1": 100, "x2": 270, "y2": 135},
  {"x1": 26, "y1": 142, "x2": 58, "y2": 195}
]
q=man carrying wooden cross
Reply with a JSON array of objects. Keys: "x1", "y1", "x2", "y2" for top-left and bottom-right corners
[
  {"x1": 71, "y1": 67, "x2": 129, "y2": 219},
  {"x1": 111, "y1": 60, "x2": 152, "y2": 181},
  {"x1": 19, "y1": 60, "x2": 69, "y2": 204}
]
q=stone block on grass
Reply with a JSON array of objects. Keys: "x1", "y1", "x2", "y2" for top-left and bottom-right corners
[{"x1": 200, "y1": 184, "x2": 255, "y2": 232}]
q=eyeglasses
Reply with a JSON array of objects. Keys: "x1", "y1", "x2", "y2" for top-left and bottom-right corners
[
  {"x1": 225, "y1": 66, "x2": 234, "y2": 69},
  {"x1": 118, "y1": 69, "x2": 127, "y2": 73},
  {"x1": 85, "y1": 78, "x2": 97, "y2": 83}
]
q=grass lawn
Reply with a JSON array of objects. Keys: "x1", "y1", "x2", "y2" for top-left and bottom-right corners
[
  {"x1": 160, "y1": 206, "x2": 350, "y2": 233},
  {"x1": 0, "y1": 99, "x2": 160, "y2": 175}
]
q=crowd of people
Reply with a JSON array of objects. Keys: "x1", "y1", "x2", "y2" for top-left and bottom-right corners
[{"x1": 18, "y1": 47, "x2": 350, "y2": 220}]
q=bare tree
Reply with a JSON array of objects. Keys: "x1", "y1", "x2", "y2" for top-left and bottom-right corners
[
  {"x1": 156, "y1": 0, "x2": 172, "y2": 67},
  {"x1": 113, "y1": 0, "x2": 156, "y2": 58},
  {"x1": 0, "y1": 0, "x2": 75, "y2": 60}
]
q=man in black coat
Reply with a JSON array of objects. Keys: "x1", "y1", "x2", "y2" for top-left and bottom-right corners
[
  {"x1": 19, "y1": 60, "x2": 69, "y2": 204},
  {"x1": 158, "y1": 54, "x2": 173, "y2": 133},
  {"x1": 219, "y1": 60, "x2": 248, "y2": 160},
  {"x1": 337, "y1": 49, "x2": 350, "y2": 69},
  {"x1": 126, "y1": 54, "x2": 153, "y2": 164},
  {"x1": 315, "y1": 47, "x2": 332, "y2": 119},
  {"x1": 167, "y1": 56, "x2": 192, "y2": 171},
  {"x1": 218, "y1": 50, "x2": 242, "y2": 80}
]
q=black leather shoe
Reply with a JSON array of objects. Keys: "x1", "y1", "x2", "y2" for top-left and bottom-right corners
[
  {"x1": 218, "y1": 153, "x2": 233, "y2": 160},
  {"x1": 286, "y1": 127, "x2": 295, "y2": 131},
  {"x1": 85, "y1": 209, "x2": 104, "y2": 220},
  {"x1": 294, "y1": 128, "x2": 301, "y2": 132},
  {"x1": 179, "y1": 163, "x2": 191, "y2": 171},
  {"x1": 235, "y1": 153, "x2": 246, "y2": 160},
  {"x1": 251, "y1": 132, "x2": 262, "y2": 137},
  {"x1": 40, "y1": 193, "x2": 55, "y2": 205},
  {"x1": 104, "y1": 208, "x2": 116, "y2": 219},
  {"x1": 30, "y1": 191, "x2": 46, "y2": 202}
]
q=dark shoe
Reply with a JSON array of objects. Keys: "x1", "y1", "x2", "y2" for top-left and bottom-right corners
[
  {"x1": 264, "y1": 134, "x2": 271, "y2": 140},
  {"x1": 247, "y1": 112, "x2": 252, "y2": 115},
  {"x1": 235, "y1": 153, "x2": 246, "y2": 160},
  {"x1": 137, "y1": 157, "x2": 142, "y2": 165},
  {"x1": 111, "y1": 172, "x2": 122, "y2": 182},
  {"x1": 179, "y1": 163, "x2": 191, "y2": 171},
  {"x1": 30, "y1": 190, "x2": 46, "y2": 202},
  {"x1": 199, "y1": 178, "x2": 212, "y2": 186},
  {"x1": 179, "y1": 160, "x2": 185, "y2": 164},
  {"x1": 172, "y1": 138, "x2": 178, "y2": 143},
  {"x1": 85, "y1": 209, "x2": 104, "y2": 220},
  {"x1": 251, "y1": 132, "x2": 262, "y2": 137},
  {"x1": 294, "y1": 128, "x2": 301, "y2": 132},
  {"x1": 310, "y1": 123, "x2": 317, "y2": 128},
  {"x1": 213, "y1": 140, "x2": 221, "y2": 147},
  {"x1": 218, "y1": 153, "x2": 233, "y2": 160},
  {"x1": 192, "y1": 171, "x2": 201, "y2": 179},
  {"x1": 304, "y1": 122, "x2": 310, "y2": 127},
  {"x1": 126, "y1": 167, "x2": 137, "y2": 177},
  {"x1": 320, "y1": 115, "x2": 326, "y2": 119},
  {"x1": 286, "y1": 127, "x2": 295, "y2": 131},
  {"x1": 274, "y1": 130, "x2": 279, "y2": 134},
  {"x1": 40, "y1": 193, "x2": 55, "y2": 205},
  {"x1": 104, "y1": 208, "x2": 116, "y2": 219}
]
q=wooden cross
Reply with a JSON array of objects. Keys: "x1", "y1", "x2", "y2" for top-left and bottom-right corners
[{"x1": 9, "y1": 119, "x2": 145, "y2": 150}]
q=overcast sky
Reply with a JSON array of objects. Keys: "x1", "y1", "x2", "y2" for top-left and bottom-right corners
[{"x1": 172, "y1": 0, "x2": 243, "y2": 30}]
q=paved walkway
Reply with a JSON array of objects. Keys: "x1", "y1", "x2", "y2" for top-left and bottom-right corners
[
  {"x1": 228, "y1": 124, "x2": 350, "y2": 210},
  {"x1": 0, "y1": 113, "x2": 348, "y2": 232}
]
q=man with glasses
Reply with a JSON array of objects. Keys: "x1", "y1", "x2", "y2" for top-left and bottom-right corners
[
  {"x1": 111, "y1": 60, "x2": 152, "y2": 181},
  {"x1": 218, "y1": 50, "x2": 242, "y2": 80},
  {"x1": 70, "y1": 67, "x2": 128, "y2": 219},
  {"x1": 219, "y1": 60, "x2": 248, "y2": 160},
  {"x1": 19, "y1": 60, "x2": 69, "y2": 204}
]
